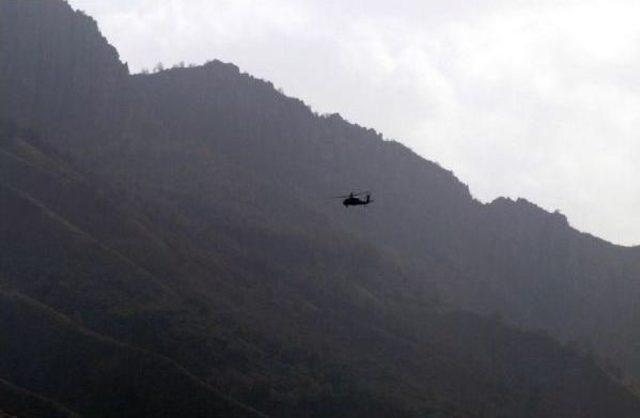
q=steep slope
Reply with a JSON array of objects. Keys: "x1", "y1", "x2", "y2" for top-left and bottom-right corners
[
  {"x1": 0, "y1": 0, "x2": 128, "y2": 146},
  {"x1": 1, "y1": 0, "x2": 640, "y2": 416},
  {"x1": 0, "y1": 377, "x2": 79, "y2": 418},
  {"x1": 122, "y1": 59, "x2": 640, "y2": 376},
  {"x1": 6, "y1": 116, "x2": 636, "y2": 416},
  {"x1": 1, "y1": 142, "x2": 637, "y2": 417},
  {"x1": 0, "y1": 289, "x2": 261, "y2": 418}
]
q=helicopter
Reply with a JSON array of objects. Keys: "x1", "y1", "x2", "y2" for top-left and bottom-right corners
[{"x1": 334, "y1": 191, "x2": 373, "y2": 207}]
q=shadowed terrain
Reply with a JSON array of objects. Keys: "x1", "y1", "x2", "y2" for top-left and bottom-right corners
[{"x1": 1, "y1": 0, "x2": 640, "y2": 416}]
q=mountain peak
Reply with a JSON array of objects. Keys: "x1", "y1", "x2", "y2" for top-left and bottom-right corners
[{"x1": 489, "y1": 196, "x2": 569, "y2": 226}]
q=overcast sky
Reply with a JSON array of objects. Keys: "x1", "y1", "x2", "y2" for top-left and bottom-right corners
[{"x1": 68, "y1": 0, "x2": 640, "y2": 246}]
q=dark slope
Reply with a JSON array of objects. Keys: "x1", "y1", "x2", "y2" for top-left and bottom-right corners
[
  {"x1": 0, "y1": 125, "x2": 264, "y2": 417},
  {"x1": 123, "y1": 59, "x2": 640, "y2": 375},
  {"x1": 0, "y1": 290, "x2": 261, "y2": 418},
  {"x1": 1, "y1": 133, "x2": 637, "y2": 417},
  {"x1": 5, "y1": 119, "x2": 629, "y2": 418},
  {"x1": 0, "y1": 0, "x2": 128, "y2": 144},
  {"x1": 0, "y1": 377, "x2": 79, "y2": 418},
  {"x1": 1, "y1": 0, "x2": 640, "y2": 416}
]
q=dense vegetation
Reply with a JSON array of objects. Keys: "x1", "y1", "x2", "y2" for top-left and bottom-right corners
[{"x1": 1, "y1": 0, "x2": 639, "y2": 416}]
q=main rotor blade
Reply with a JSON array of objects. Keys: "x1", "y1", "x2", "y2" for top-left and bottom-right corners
[{"x1": 331, "y1": 191, "x2": 371, "y2": 199}]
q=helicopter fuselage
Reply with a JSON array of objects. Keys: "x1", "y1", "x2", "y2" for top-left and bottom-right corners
[{"x1": 343, "y1": 196, "x2": 371, "y2": 207}]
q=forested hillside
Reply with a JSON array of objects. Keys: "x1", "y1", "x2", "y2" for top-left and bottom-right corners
[{"x1": 1, "y1": 0, "x2": 639, "y2": 416}]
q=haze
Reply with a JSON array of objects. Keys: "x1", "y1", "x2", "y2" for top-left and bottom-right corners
[{"x1": 68, "y1": 0, "x2": 640, "y2": 246}]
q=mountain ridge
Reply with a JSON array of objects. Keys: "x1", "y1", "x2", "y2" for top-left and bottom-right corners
[{"x1": 2, "y1": 0, "x2": 640, "y2": 416}]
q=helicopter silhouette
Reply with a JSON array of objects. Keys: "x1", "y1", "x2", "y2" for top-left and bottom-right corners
[{"x1": 334, "y1": 191, "x2": 373, "y2": 207}]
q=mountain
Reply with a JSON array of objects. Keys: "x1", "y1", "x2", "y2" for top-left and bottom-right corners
[
  {"x1": 1, "y1": 0, "x2": 640, "y2": 416},
  {"x1": 0, "y1": 375, "x2": 79, "y2": 418}
]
